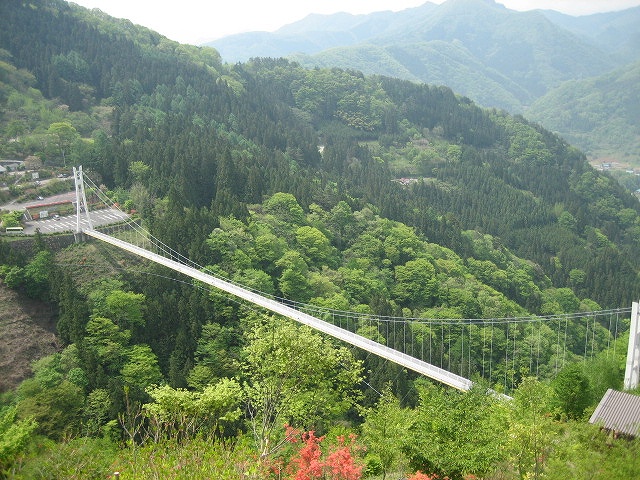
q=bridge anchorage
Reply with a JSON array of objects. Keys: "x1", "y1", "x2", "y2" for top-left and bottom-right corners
[{"x1": 72, "y1": 166, "x2": 640, "y2": 396}]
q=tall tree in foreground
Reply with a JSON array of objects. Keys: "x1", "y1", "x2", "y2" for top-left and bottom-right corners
[
  {"x1": 506, "y1": 377, "x2": 557, "y2": 479},
  {"x1": 242, "y1": 315, "x2": 363, "y2": 459},
  {"x1": 0, "y1": 407, "x2": 37, "y2": 475},
  {"x1": 405, "y1": 382, "x2": 509, "y2": 479},
  {"x1": 360, "y1": 385, "x2": 414, "y2": 479}
]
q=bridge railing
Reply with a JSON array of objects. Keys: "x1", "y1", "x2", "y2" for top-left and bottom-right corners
[
  {"x1": 84, "y1": 228, "x2": 477, "y2": 392},
  {"x1": 76, "y1": 172, "x2": 637, "y2": 394}
]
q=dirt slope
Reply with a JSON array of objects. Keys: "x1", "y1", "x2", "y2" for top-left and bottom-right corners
[{"x1": 0, "y1": 282, "x2": 59, "y2": 393}]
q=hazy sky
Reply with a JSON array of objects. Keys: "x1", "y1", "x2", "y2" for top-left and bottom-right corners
[{"x1": 68, "y1": 0, "x2": 640, "y2": 45}]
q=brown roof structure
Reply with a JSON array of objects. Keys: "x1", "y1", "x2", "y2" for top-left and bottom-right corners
[{"x1": 589, "y1": 389, "x2": 640, "y2": 438}]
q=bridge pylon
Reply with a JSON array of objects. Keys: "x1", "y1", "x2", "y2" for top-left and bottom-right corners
[
  {"x1": 73, "y1": 165, "x2": 93, "y2": 241},
  {"x1": 624, "y1": 301, "x2": 640, "y2": 390}
]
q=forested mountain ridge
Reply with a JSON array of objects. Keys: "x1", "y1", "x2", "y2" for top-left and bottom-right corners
[
  {"x1": 1, "y1": 2, "x2": 640, "y2": 477},
  {"x1": 207, "y1": 0, "x2": 640, "y2": 164},
  {"x1": 540, "y1": 6, "x2": 640, "y2": 65},
  {"x1": 1, "y1": 0, "x2": 639, "y2": 309},
  {"x1": 207, "y1": 0, "x2": 632, "y2": 111},
  {"x1": 527, "y1": 60, "x2": 640, "y2": 163}
]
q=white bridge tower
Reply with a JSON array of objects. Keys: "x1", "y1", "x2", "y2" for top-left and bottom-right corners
[
  {"x1": 624, "y1": 301, "x2": 640, "y2": 390},
  {"x1": 73, "y1": 165, "x2": 93, "y2": 240}
]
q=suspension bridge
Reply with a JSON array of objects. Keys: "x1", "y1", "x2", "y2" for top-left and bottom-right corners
[{"x1": 70, "y1": 166, "x2": 640, "y2": 394}]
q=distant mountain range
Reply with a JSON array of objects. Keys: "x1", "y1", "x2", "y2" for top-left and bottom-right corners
[
  {"x1": 206, "y1": 0, "x2": 638, "y2": 110},
  {"x1": 207, "y1": 0, "x2": 640, "y2": 161}
]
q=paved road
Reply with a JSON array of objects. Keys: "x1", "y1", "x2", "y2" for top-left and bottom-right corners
[
  {"x1": 24, "y1": 209, "x2": 129, "y2": 234},
  {"x1": 2, "y1": 191, "x2": 130, "y2": 234}
]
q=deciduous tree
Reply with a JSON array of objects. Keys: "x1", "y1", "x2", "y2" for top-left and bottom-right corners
[
  {"x1": 47, "y1": 121, "x2": 79, "y2": 165},
  {"x1": 361, "y1": 385, "x2": 413, "y2": 479},
  {"x1": 242, "y1": 317, "x2": 362, "y2": 459},
  {"x1": 406, "y1": 383, "x2": 509, "y2": 479},
  {"x1": 0, "y1": 406, "x2": 37, "y2": 473}
]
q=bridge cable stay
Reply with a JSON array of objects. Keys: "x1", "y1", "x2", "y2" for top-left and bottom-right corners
[
  {"x1": 85, "y1": 227, "x2": 477, "y2": 392},
  {"x1": 86, "y1": 216, "x2": 632, "y2": 389},
  {"x1": 73, "y1": 168, "x2": 637, "y2": 394}
]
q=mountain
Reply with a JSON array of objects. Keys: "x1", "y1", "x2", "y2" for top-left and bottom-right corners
[
  {"x1": 539, "y1": 6, "x2": 640, "y2": 65},
  {"x1": 289, "y1": 40, "x2": 530, "y2": 113},
  {"x1": 207, "y1": 5, "x2": 439, "y2": 62},
  {"x1": 527, "y1": 61, "x2": 640, "y2": 162},
  {"x1": 206, "y1": 0, "x2": 625, "y2": 111},
  {"x1": 2, "y1": 0, "x2": 640, "y2": 310}
]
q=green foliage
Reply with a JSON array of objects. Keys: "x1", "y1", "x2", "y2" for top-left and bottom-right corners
[
  {"x1": 22, "y1": 251, "x2": 51, "y2": 299},
  {"x1": 551, "y1": 363, "x2": 592, "y2": 419},
  {"x1": 500, "y1": 118, "x2": 552, "y2": 166},
  {"x1": 506, "y1": 377, "x2": 557, "y2": 479},
  {"x1": 127, "y1": 160, "x2": 150, "y2": 184},
  {"x1": 295, "y1": 225, "x2": 337, "y2": 268},
  {"x1": 2, "y1": 3, "x2": 640, "y2": 477},
  {"x1": 143, "y1": 379, "x2": 242, "y2": 442},
  {"x1": 2, "y1": 250, "x2": 56, "y2": 300},
  {"x1": 46, "y1": 122, "x2": 79, "y2": 166},
  {"x1": 11, "y1": 436, "x2": 117, "y2": 480},
  {"x1": 5, "y1": 0, "x2": 637, "y2": 309},
  {"x1": 188, "y1": 322, "x2": 241, "y2": 388},
  {"x1": 83, "y1": 389, "x2": 112, "y2": 437},
  {"x1": 1, "y1": 265, "x2": 23, "y2": 289},
  {"x1": 113, "y1": 438, "x2": 264, "y2": 479},
  {"x1": 120, "y1": 344, "x2": 163, "y2": 392},
  {"x1": 1, "y1": 211, "x2": 23, "y2": 229},
  {"x1": 0, "y1": 406, "x2": 37, "y2": 474},
  {"x1": 360, "y1": 385, "x2": 414, "y2": 477},
  {"x1": 528, "y1": 61, "x2": 640, "y2": 161},
  {"x1": 84, "y1": 316, "x2": 131, "y2": 373},
  {"x1": 543, "y1": 422, "x2": 640, "y2": 480},
  {"x1": 405, "y1": 383, "x2": 509, "y2": 479},
  {"x1": 276, "y1": 250, "x2": 313, "y2": 302},
  {"x1": 243, "y1": 317, "x2": 363, "y2": 457},
  {"x1": 103, "y1": 290, "x2": 147, "y2": 331},
  {"x1": 393, "y1": 258, "x2": 438, "y2": 308},
  {"x1": 263, "y1": 192, "x2": 306, "y2": 227},
  {"x1": 16, "y1": 379, "x2": 84, "y2": 440},
  {"x1": 583, "y1": 354, "x2": 623, "y2": 399}
]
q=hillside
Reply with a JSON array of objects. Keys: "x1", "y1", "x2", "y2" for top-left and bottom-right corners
[
  {"x1": 1, "y1": 0, "x2": 639, "y2": 309},
  {"x1": 540, "y1": 6, "x2": 640, "y2": 65},
  {"x1": 207, "y1": 0, "x2": 627, "y2": 111},
  {"x1": 527, "y1": 61, "x2": 640, "y2": 164},
  {"x1": 206, "y1": 0, "x2": 640, "y2": 164},
  {"x1": 289, "y1": 40, "x2": 529, "y2": 112},
  {"x1": 0, "y1": 282, "x2": 58, "y2": 392}
]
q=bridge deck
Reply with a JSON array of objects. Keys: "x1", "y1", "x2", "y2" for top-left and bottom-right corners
[{"x1": 85, "y1": 229, "x2": 474, "y2": 391}]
